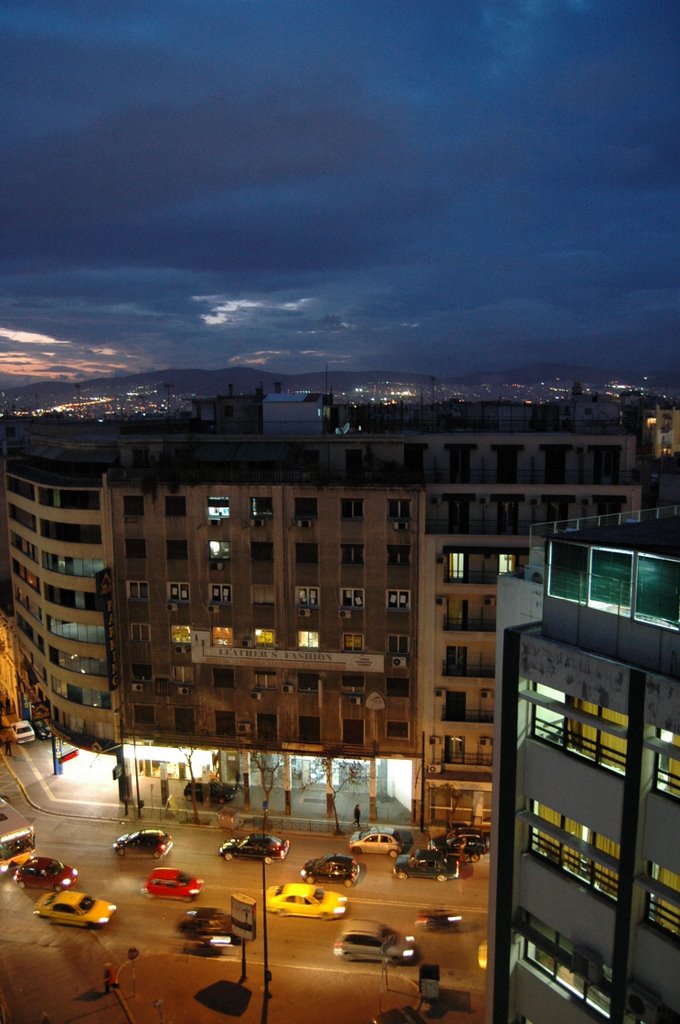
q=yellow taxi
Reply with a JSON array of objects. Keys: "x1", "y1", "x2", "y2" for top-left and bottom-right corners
[
  {"x1": 34, "y1": 890, "x2": 117, "y2": 928},
  {"x1": 265, "y1": 882, "x2": 348, "y2": 919}
]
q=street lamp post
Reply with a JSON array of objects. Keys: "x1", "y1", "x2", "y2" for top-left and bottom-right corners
[{"x1": 261, "y1": 857, "x2": 271, "y2": 998}]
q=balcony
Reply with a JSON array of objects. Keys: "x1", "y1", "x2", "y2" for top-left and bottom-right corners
[
  {"x1": 443, "y1": 752, "x2": 493, "y2": 768},
  {"x1": 441, "y1": 661, "x2": 495, "y2": 679},
  {"x1": 443, "y1": 616, "x2": 496, "y2": 633},
  {"x1": 441, "y1": 708, "x2": 493, "y2": 724},
  {"x1": 443, "y1": 570, "x2": 505, "y2": 585}
]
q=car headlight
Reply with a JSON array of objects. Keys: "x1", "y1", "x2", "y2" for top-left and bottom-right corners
[
  {"x1": 402, "y1": 949, "x2": 414, "y2": 958},
  {"x1": 333, "y1": 906, "x2": 345, "y2": 914}
]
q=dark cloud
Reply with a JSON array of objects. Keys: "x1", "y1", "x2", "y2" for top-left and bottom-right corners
[{"x1": 0, "y1": 0, "x2": 678, "y2": 384}]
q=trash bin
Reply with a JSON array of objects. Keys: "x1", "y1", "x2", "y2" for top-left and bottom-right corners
[{"x1": 419, "y1": 963, "x2": 440, "y2": 1000}]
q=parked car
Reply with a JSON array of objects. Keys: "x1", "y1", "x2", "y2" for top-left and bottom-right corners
[
  {"x1": 333, "y1": 920, "x2": 418, "y2": 965},
  {"x1": 300, "y1": 853, "x2": 359, "y2": 888},
  {"x1": 219, "y1": 833, "x2": 289, "y2": 863},
  {"x1": 348, "y1": 827, "x2": 412, "y2": 859},
  {"x1": 34, "y1": 891, "x2": 116, "y2": 928},
  {"x1": 393, "y1": 849, "x2": 459, "y2": 882},
  {"x1": 142, "y1": 867, "x2": 204, "y2": 901},
  {"x1": 32, "y1": 719, "x2": 52, "y2": 741},
  {"x1": 10, "y1": 721, "x2": 35, "y2": 744},
  {"x1": 14, "y1": 856, "x2": 78, "y2": 891},
  {"x1": 183, "y1": 780, "x2": 236, "y2": 804},
  {"x1": 428, "y1": 831, "x2": 486, "y2": 863},
  {"x1": 448, "y1": 825, "x2": 489, "y2": 850},
  {"x1": 113, "y1": 829, "x2": 173, "y2": 859},
  {"x1": 178, "y1": 907, "x2": 241, "y2": 948},
  {"x1": 266, "y1": 882, "x2": 348, "y2": 919}
]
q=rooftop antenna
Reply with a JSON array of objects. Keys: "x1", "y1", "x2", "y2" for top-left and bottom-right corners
[{"x1": 163, "y1": 383, "x2": 174, "y2": 409}]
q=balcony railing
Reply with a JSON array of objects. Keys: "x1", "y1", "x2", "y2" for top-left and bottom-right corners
[
  {"x1": 442, "y1": 662, "x2": 496, "y2": 679},
  {"x1": 443, "y1": 752, "x2": 493, "y2": 768},
  {"x1": 443, "y1": 617, "x2": 496, "y2": 632},
  {"x1": 442, "y1": 708, "x2": 493, "y2": 723},
  {"x1": 443, "y1": 570, "x2": 505, "y2": 585}
]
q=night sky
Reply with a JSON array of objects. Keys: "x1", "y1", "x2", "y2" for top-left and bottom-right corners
[{"x1": 1, "y1": 1, "x2": 679, "y2": 387}]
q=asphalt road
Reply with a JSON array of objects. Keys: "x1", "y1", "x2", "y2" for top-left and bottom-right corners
[{"x1": 0, "y1": 756, "x2": 488, "y2": 1024}]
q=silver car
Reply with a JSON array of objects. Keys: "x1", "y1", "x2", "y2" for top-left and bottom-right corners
[
  {"x1": 348, "y1": 827, "x2": 410, "y2": 859},
  {"x1": 333, "y1": 919, "x2": 418, "y2": 965}
]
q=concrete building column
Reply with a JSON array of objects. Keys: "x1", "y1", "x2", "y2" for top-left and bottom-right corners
[
  {"x1": 326, "y1": 759, "x2": 334, "y2": 817},
  {"x1": 369, "y1": 759, "x2": 377, "y2": 821},
  {"x1": 241, "y1": 749, "x2": 250, "y2": 811},
  {"x1": 283, "y1": 752, "x2": 292, "y2": 815}
]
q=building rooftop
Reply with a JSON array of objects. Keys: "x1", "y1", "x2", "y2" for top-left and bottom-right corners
[{"x1": 558, "y1": 513, "x2": 680, "y2": 556}]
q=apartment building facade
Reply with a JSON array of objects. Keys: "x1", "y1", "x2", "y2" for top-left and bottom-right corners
[{"x1": 488, "y1": 511, "x2": 680, "y2": 1024}]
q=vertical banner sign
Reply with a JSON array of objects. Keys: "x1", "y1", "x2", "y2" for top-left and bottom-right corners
[{"x1": 96, "y1": 568, "x2": 119, "y2": 692}]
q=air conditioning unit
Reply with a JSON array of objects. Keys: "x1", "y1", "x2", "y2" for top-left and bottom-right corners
[
  {"x1": 339, "y1": 609, "x2": 352, "y2": 619},
  {"x1": 483, "y1": 597, "x2": 496, "y2": 607},
  {"x1": 236, "y1": 721, "x2": 252, "y2": 735},
  {"x1": 393, "y1": 520, "x2": 409, "y2": 531},
  {"x1": 436, "y1": 555, "x2": 444, "y2": 564},
  {"x1": 241, "y1": 638, "x2": 250, "y2": 648},
  {"x1": 175, "y1": 644, "x2": 191, "y2": 654},
  {"x1": 298, "y1": 608, "x2": 311, "y2": 618},
  {"x1": 435, "y1": 689, "x2": 444, "y2": 698},
  {"x1": 177, "y1": 686, "x2": 190, "y2": 696},
  {"x1": 166, "y1": 602, "x2": 178, "y2": 611},
  {"x1": 427, "y1": 764, "x2": 442, "y2": 774},
  {"x1": 207, "y1": 604, "x2": 218, "y2": 613},
  {"x1": 131, "y1": 683, "x2": 144, "y2": 693},
  {"x1": 251, "y1": 690, "x2": 262, "y2": 700},
  {"x1": 252, "y1": 518, "x2": 265, "y2": 527},
  {"x1": 214, "y1": 562, "x2": 224, "y2": 571},
  {"x1": 296, "y1": 518, "x2": 312, "y2": 528},
  {"x1": 435, "y1": 597, "x2": 444, "y2": 605},
  {"x1": 209, "y1": 517, "x2": 220, "y2": 524},
  {"x1": 572, "y1": 946, "x2": 603, "y2": 984},
  {"x1": 392, "y1": 656, "x2": 406, "y2": 668},
  {"x1": 479, "y1": 737, "x2": 492, "y2": 747},
  {"x1": 626, "y1": 984, "x2": 662, "y2": 1024},
  {"x1": 481, "y1": 689, "x2": 490, "y2": 699},
  {"x1": 348, "y1": 695, "x2": 362, "y2": 706},
  {"x1": 282, "y1": 684, "x2": 294, "y2": 693}
]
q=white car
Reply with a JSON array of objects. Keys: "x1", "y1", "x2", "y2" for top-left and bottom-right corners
[{"x1": 11, "y1": 721, "x2": 35, "y2": 744}]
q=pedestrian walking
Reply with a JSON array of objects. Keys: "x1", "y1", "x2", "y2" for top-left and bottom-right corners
[
  {"x1": 4, "y1": 736, "x2": 12, "y2": 757},
  {"x1": 353, "y1": 803, "x2": 361, "y2": 829},
  {"x1": 103, "y1": 963, "x2": 119, "y2": 993}
]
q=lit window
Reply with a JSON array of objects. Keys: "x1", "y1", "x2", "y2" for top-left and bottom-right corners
[
  {"x1": 297, "y1": 631, "x2": 319, "y2": 649},
  {"x1": 209, "y1": 541, "x2": 230, "y2": 561},
  {"x1": 208, "y1": 497, "x2": 230, "y2": 520},
  {"x1": 211, "y1": 626, "x2": 233, "y2": 647},
  {"x1": 342, "y1": 633, "x2": 363, "y2": 652},
  {"x1": 171, "y1": 625, "x2": 191, "y2": 644},
  {"x1": 254, "y1": 628, "x2": 275, "y2": 647}
]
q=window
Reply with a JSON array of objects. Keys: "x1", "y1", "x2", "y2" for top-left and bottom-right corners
[
  {"x1": 387, "y1": 635, "x2": 409, "y2": 655},
  {"x1": 387, "y1": 499, "x2": 410, "y2": 520},
  {"x1": 130, "y1": 622, "x2": 150, "y2": 642},
  {"x1": 213, "y1": 667, "x2": 235, "y2": 688},
  {"x1": 125, "y1": 538, "x2": 146, "y2": 559},
  {"x1": 255, "y1": 671, "x2": 276, "y2": 689},
  {"x1": 342, "y1": 675, "x2": 364, "y2": 691},
  {"x1": 341, "y1": 544, "x2": 363, "y2": 565},
  {"x1": 387, "y1": 721, "x2": 409, "y2": 739},
  {"x1": 210, "y1": 584, "x2": 232, "y2": 604},
  {"x1": 294, "y1": 497, "x2": 318, "y2": 518},
  {"x1": 341, "y1": 588, "x2": 364, "y2": 607},
  {"x1": 250, "y1": 496, "x2": 273, "y2": 518},
  {"x1": 636, "y1": 554, "x2": 680, "y2": 627},
  {"x1": 341, "y1": 499, "x2": 363, "y2": 519},
  {"x1": 257, "y1": 714, "x2": 277, "y2": 740},
  {"x1": 216, "y1": 711, "x2": 236, "y2": 736},
  {"x1": 251, "y1": 542, "x2": 273, "y2": 562},
  {"x1": 211, "y1": 627, "x2": 233, "y2": 647},
  {"x1": 252, "y1": 584, "x2": 274, "y2": 605},
  {"x1": 127, "y1": 581, "x2": 149, "y2": 601},
  {"x1": 445, "y1": 552, "x2": 465, "y2": 581},
  {"x1": 165, "y1": 496, "x2": 186, "y2": 517},
  {"x1": 134, "y1": 705, "x2": 155, "y2": 726},
  {"x1": 548, "y1": 541, "x2": 588, "y2": 602},
  {"x1": 166, "y1": 539, "x2": 188, "y2": 560},
  {"x1": 445, "y1": 646, "x2": 467, "y2": 675},
  {"x1": 123, "y1": 496, "x2": 144, "y2": 516},
  {"x1": 342, "y1": 633, "x2": 363, "y2": 652},
  {"x1": 296, "y1": 587, "x2": 319, "y2": 607},
  {"x1": 343, "y1": 719, "x2": 364, "y2": 744},
  {"x1": 498, "y1": 553, "x2": 517, "y2": 574},
  {"x1": 209, "y1": 540, "x2": 230, "y2": 561},
  {"x1": 171, "y1": 625, "x2": 191, "y2": 644},
  {"x1": 208, "y1": 496, "x2": 230, "y2": 520},
  {"x1": 295, "y1": 543, "x2": 318, "y2": 564},
  {"x1": 297, "y1": 630, "x2": 319, "y2": 649},
  {"x1": 497, "y1": 501, "x2": 519, "y2": 535},
  {"x1": 172, "y1": 665, "x2": 193, "y2": 683},
  {"x1": 131, "y1": 663, "x2": 152, "y2": 681},
  {"x1": 298, "y1": 672, "x2": 319, "y2": 693},
  {"x1": 168, "y1": 582, "x2": 189, "y2": 602},
  {"x1": 254, "y1": 628, "x2": 275, "y2": 647},
  {"x1": 386, "y1": 677, "x2": 409, "y2": 698},
  {"x1": 387, "y1": 589, "x2": 410, "y2": 609},
  {"x1": 589, "y1": 547, "x2": 632, "y2": 613},
  {"x1": 299, "y1": 716, "x2": 321, "y2": 742},
  {"x1": 387, "y1": 545, "x2": 410, "y2": 566},
  {"x1": 174, "y1": 707, "x2": 195, "y2": 733}
]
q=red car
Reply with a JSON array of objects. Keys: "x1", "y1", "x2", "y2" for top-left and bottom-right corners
[
  {"x1": 142, "y1": 867, "x2": 204, "y2": 901},
  {"x1": 14, "y1": 856, "x2": 78, "y2": 891}
]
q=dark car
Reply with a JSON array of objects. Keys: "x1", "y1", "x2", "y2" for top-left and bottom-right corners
[
  {"x1": 218, "y1": 832, "x2": 289, "y2": 864},
  {"x1": 430, "y1": 827, "x2": 488, "y2": 862},
  {"x1": 113, "y1": 829, "x2": 173, "y2": 859},
  {"x1": 14, "y1": 856, "x2": 78, "y2": 891},
  {"x1": 32, "y1": 719, "x2": 52, "y2": 741},
  {"x1": 183, "y1": 780, "x2": 236, "y2": 804},
  {"x1": 394, "y1": 849, "x2": 459, "y2": 882},
  {"x1": 178, "y1": 906, "x2": 242, "y2": 948},
  {"x1": 301, "y1": 853, "x2": 359, "y2": 888}
]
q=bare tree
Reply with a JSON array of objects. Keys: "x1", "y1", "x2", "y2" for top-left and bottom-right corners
[
  {"x1": 317, "y1": 754, "x2": 366, "y2": 835},
  {"x1": 249, "y1": 751, "x2": 285, "y2": 832},
  {"x1": 178, "y1": 745, "x2": 203, "y2": 825}
]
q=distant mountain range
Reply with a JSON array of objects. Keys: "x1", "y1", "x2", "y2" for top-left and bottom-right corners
[{"x1": 0, "y1": 363, "x2": 675, "y2": 408}]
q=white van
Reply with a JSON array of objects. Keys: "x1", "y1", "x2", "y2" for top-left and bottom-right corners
[{"x1": 11, "y1": 721, "x2": 35, "y2": 744}]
